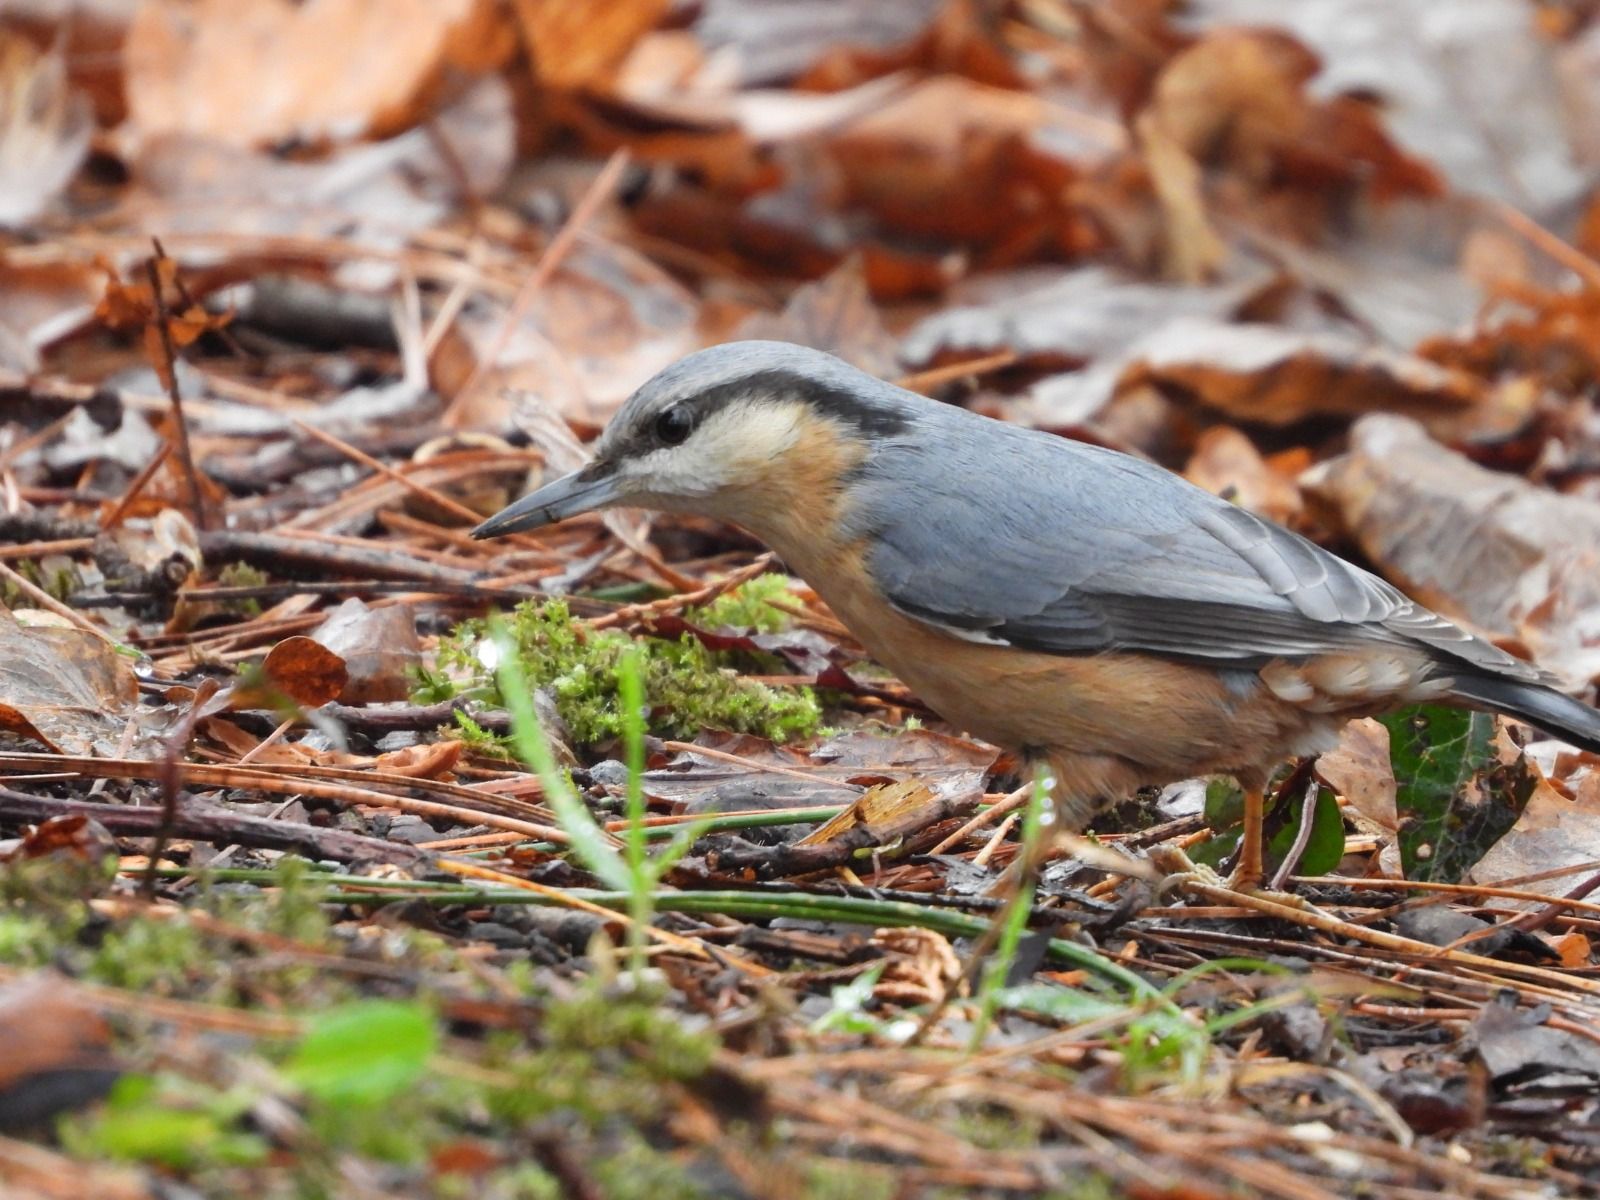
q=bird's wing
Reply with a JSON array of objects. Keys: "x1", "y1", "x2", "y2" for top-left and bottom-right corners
[{"x1": 855, "y1": 423, "x2": 1546, "y2": 684}]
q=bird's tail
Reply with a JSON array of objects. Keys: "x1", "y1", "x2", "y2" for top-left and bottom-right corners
[{"x1": 1445, "y1": 674, "x2": 1600, "y2": 755}]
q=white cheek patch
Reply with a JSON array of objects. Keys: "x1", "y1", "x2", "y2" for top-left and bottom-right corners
[{"x1": 620, "y1": 400, "x2": 808, "y2": 497}]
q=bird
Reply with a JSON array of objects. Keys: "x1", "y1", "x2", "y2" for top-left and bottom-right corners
[{"x1": 472, "y1": 340, "x2": 1600, "y2": 891}]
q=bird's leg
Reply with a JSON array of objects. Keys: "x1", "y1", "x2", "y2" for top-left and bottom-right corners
[
  {"x1": 1155, "y1": 783, "x2": 1313, "y2": 910},
  {"x1": 1229, "y1": 786, "x2": 1265, "y2": 892}
]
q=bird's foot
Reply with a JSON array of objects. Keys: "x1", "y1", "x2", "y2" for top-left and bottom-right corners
[{"x1": 1149, "y1": 845, "x2": 1312, "y2": 912}]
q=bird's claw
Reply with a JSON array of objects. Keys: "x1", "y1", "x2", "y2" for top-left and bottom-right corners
[{"x1": 1149, "y1": 845, "x2": 1313, "y2": 911}]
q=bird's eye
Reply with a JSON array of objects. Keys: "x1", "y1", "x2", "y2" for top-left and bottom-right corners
[{"x1": 653, "y1": 405, "x2": 693, "y2": 446}]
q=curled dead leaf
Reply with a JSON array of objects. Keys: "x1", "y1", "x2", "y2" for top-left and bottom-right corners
[
  {"x1": 234, "y1": 635, "x2": 348, "y2": 710},
  {"x1": 0, "y1": 33, "x2": 91, "y2": 226},
  {"x1": 123, "y1": 0, "x2": 506, "y2": 148},
  {"x1": 1183, "y1": 425, "x2": 1303, "y2": 525},
  {"x1": 797, "y1": 778, "x2": 938, "y2": 846},
  {"x1": 1304, "y1": 415, "x2": 1600, "y2": 685},
  {"x1": 1118, "y1": 319, "x2": 1480, "y2": 427},
  {"x1": 0, "y1": 607, "x2": 159, "y2": 756},
  {"x1": 307, "y1": 598, "x2": 420, "y2": 704}
]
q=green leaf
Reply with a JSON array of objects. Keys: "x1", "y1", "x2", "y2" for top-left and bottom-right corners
[
  {"x1": 1379, "y1": 704, "x2": 1530, "y2": 882},
  {"x1": 65, "y1": 1075, "x2": 267, "y2": 1169},
  {"x1": 1203, "y1": 777, "x2": 1244, "y2": 828},
  {"x1": 997, "y1": 983, "x2": 1126, "y2": 1024},
  {"x1": 1266, "y1": 786, "x2": 1345, "y2": 877},
  {"x1": 1189, "y1": 778, "x2": 1245, "y2": 867},
  {"x1": 809, "y1": 964, "x2": 887, "y2": 1035},
  {"x1": 284, "y1": 1000, "x2": 436, "y2": 1106}
]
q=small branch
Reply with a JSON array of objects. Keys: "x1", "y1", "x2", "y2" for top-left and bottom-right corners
[
  {"x1": 0, "y1": 786, "x2": 429, "y2": 868},
  {"x1": 144, "y1": 241, "x2": 208, "y2": 532},
  {"x1": 1269, "y1": 776, "x2": 1321, "y2": 891}
]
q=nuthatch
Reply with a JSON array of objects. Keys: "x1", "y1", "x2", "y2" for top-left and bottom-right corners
[{"x1": 474, "y1": 340, "x2": 1600, "y2": 889}]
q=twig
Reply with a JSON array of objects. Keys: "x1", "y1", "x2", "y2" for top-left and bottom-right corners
[
  {"x1": 588, "y1": 553, "x2": 775, "y2": 630},
  {"x1": 1268, "y1": 775, "x2": 1320, "y2": 891},
  {"x1": 100, "y1": 440, "x2": 174, "y2": 530},
  {"x1": 144, "y1": 678, "x2": 218, "y2": 898},
  {"x1": 144, "y1": 241, "x2": 208, "y2": 532},
  {"x1": 928, "y1": 783, "x2": 1029, "y2": 854},
  {"x1": 443, "y1": 149, "x2": 631, "y2": 424},
  {"x1": 0, "y1": 786, "x2": 427, "y2": 868}
]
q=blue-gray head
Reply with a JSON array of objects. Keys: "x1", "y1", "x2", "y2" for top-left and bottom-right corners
[{"x1": 471, "y1": 341, "x2": 913, "y2": 543}]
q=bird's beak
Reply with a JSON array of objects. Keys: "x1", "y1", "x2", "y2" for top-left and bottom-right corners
[{"x1": 470, "y1": 462, "x2": 622, "y2": 539}]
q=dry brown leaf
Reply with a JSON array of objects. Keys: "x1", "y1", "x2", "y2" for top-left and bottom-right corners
[
  {"x1": 1136, "y1": 107, "x2": 1226, "y2": 283},
  {"x1": 1182, "y1": 425, "x2": 1303, "y2": 525},
  {"x1": 1117, "y1": 319, "x2": 1480, "y2": 427},
  {"x1": 368, "y1": 740, "x2": 463, "y2": 780},
  {"x1": 1467, "y1": 771, "x2": 1600, "y2": 899},
  {"x1": 1191, "y1": 0, "x2": 1589, "y2": 213},
  {"x1": 824, "y1": 76, "x2": 1084, "y2": 258},
  {"x1": 0, "y1": 32, "x2": 90, "y2": 226},
  {"x1": 0, "y1": 607, "x2": 155, "y2": 757},
  {"x1": 1317, "y1": 717, "x2": 1397, "y2": 835},
  {"x1": 1148, "y1": 30, "x2": 1314, "y2": 185},
  {"x1": 1304, "y1": 414, "x2": 1600, "y2": 686},
  {"x1": 736, "y1": 256, "x2": 898, "y2": 376},
  {"x1": 797, "y1": 778, "x2": 938, "y2": 846},
  {"x1": 307, "y1": 598, "x2": 420, "y2": 705},
  {"x1": 447, "y1": 239, "x2": 698, "y2": 429},
  {"x1": 813, "y1": 727, "x2": 999, "y2": 788},
  {"x1": 237, "y1": 635, "x2": 348, "y2": 710},
  {"x1": 515, "y1": 0, "x2": 669, "y2": 93},
  {"x1": 123, "y1": 0, "x2": 503, "y2": 148},
  {"x1": 119, "y1": 75, "x2": 514, "y2": 261}
]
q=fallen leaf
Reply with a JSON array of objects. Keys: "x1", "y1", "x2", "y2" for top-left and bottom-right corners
[
  {"x1": 120, "y1": 76, "x2": 516, "y2": 273},
  {"x1": 1118, "y1": 319, "x2": 1480, "y2": 427},
  {"x1": 234, "y1": 635, "x2": 348, "y2": 710},
  {"x1": 811, "y1": 727, "x2": 999, "y2": 802},
  {"x1": 123, "y1": 0, "x2": 505, "y2": 148},
  {"x1": 515, "y1": 0, "x2": 669, "y2": 93},
  {"x1": 1183, "y1": 425, "x2": 1303, "y2": 524},
  {"x1": 1470, "y1": 991, "x2": 1600, "y2": 1084},
  {"x1": 903, "y1": 265, "x2": 1272, "y2": 427},
  {"x1": 308, "y1": 599, "x2": 420, "y2": 705},
  {"x1": 1380, "y1": 705, "x2": 1534, "y2": 883},
  {"x1": 693, "y1": 0, "x2": 945, "y2": 87},
  {"x1": 445, "y1": 238, "x2": 699, "y2": 429},
  {"x1": 0, "y1": 32, "x2": 90, "y2": 225},
  {"x1": 1317, "y1": 716, "x2": 1398, "y2": 834},
  {"x1": 1468, "y1": 770, "x2": 1600, "y2": 900},
  {"x1": 797, "y1": 778, "x2": 938, "y2": 846},
  {"x1": 1187, "y1": 0, "x2": 1591, "y2": 214},
  {"x1": 824, "y1": 76, "x2": 1087, "y2": 261},
  {"x1": 0, "y1": 607, "x2": 158, "y2": 756},
  {"x1": 737, "y1": 256, "x2": 899, "y2": 377},
  {"x1": 369, "y1": 740, "x2": 462, "y2": 780},
  {"x1": 1304, "y1": 414, "x2": 1600, "y2": 685}
]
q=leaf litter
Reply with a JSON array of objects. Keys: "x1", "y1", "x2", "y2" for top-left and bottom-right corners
[{"x1": 1, "y1": 2, "x2": 1600, "y2": 1197}]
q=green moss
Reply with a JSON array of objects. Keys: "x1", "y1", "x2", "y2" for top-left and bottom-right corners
[
  {"x1": 953, "y1": 1106, "x2": 1045, "y2": 1151},
  {"x1": 0, "y1": 910, "x2": 71, "y2": 967},
  {"x1": 691, "y1": 572, "x2": 795, "y2": 633},
  {"x1": 804, "y1": 1160, "x2": 897, "y2": 1200},
  {"x1": 590, "y1": 1135, "x2": 703, "y2": 1200},
  {"x1": 423, "y1": 593, "x2": 820, "y2": 746},
  {"x1": 88, "y1": 915, "x2": 209, "y2": 992},
  {"x1": 487, "y1": 987, "x2": 716, "y2": 1127},
  {"x1": 215, "y1": 562, "x2": 267, "y2": 617}
]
